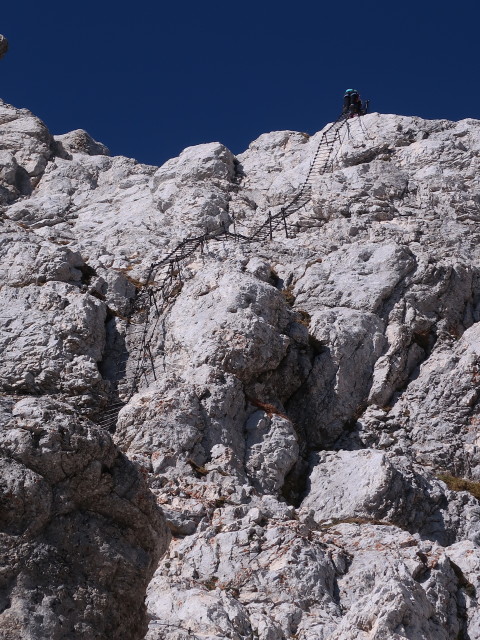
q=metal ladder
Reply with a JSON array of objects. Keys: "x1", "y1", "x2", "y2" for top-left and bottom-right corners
[
  {"x1": 98, "y1": 114, "x2": 355, "y2": 427},
  {"x1": 251, "y1": 114, "x2": 349, "y2": 241}
]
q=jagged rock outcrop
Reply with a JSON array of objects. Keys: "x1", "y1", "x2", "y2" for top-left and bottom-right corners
[
  {"x1": 301, "y1": 449, "x2": 480, "y2": 545},
  {"x1": 2, "y1": 96, "x2": 480, "y2": 638},
  {"x1": 359, "y1": 321, "x2": 480, "y2": 479},
  {"x1": 0, "y1": 397, "x2": 169, "y2": 639}
]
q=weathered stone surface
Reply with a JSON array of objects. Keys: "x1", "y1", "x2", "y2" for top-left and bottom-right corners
[
  {"x1": 54, "y1": 129, "x2": 110, "y2": 157},
  {"x1": 294, "y1": 242, "x2": 415, "y2": 313},
  {"x1": 3, "y1": 98, "x2": 480, "y2": 637},
  {"x1": 326, "y1": 523, "x2": 461, "y2": 640},
  {"x1": 0, "y1": 397, "x2": 169, "y2": 640},
  {"x1": 146, "y1": 511, "x2": 468, "y2": 640},
  {"x1": 0, "y1": 281, "x2": 106, "y2": 396},
  {"x1": 0, "y1": 226, "x2": 85, "y2": 285},
  {"x1": 301, "y1": 449, "x2": 480, "y2": 546},
  {"x1": 146, "y1": 503, "x2": 342, "y2": 640},
  {"x1": 445, "y1": 541, "x2": 480, "y2": 640},
  {"x1": 115, "y1": 261, "x2": 308, "y2": 498},
  {"x1": 0, "y1": 100, "x2": 53, "y2": 186},
  {"x1": 357, "y1": 320, "x2": 480, "y2": 480},
  {"x1": 288, "y1": 307, "x2": 386, "y2": 445},
  {"x1": 0, "y1": 34, "x2": 8, "y2": 59}
]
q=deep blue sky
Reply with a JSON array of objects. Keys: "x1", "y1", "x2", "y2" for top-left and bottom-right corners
[{"x1": 1, "y1": 0, "x2": 478, "y2": 166}]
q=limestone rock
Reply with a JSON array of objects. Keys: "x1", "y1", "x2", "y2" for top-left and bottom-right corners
[
  {"x1": 294, "y1": 242, "x2": 415, "y2": 314},
  {"x1": 0, "y1": 397, "x2": 169, "y2": 640},
  {"x1": 0, "y1": 100, "x2": 53, "y2": 185},
  {"x1": 0, "y1": 34, "x2": 8, "y2": 59},
  {"x1": 0, "y1": 281, "x2": 107, "y2": 396},
  {"x1": 327, "y1": 523, "x2": 461, "y2": 640},
  {"x1": 0, "y1": 226, "x2": 85, "y2": 285},
  {"x1": 54, "y1": 129, "x2": 110, "y2": 157},
  {"x1": 146, "y1": 504, "x2": 342, "y2": 640},
  {"x1": 301, "y1": 449, "x2": 480, "y2": 545},
  {"x1": 2, "y1": 98, "x2": 480, "y2": 637},
  {"x1": 288, "y1": 307, "x2": 386, "y2": 445},
  {"x1": 445, "y1": 541, "x2": 480, "y2": 639},
  {"x1": 358, "y1": 321, "x2": 480, "y2": 479}
]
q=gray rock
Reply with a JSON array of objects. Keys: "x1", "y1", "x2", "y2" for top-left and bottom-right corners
[
  {"x1": 54, "y1": 129, "x2": 110, "y2": 157},
  {"x1": 0, "y1": 34, "x2": 8, "y2": 59},
  {"x1": 3, "y1": 97, "x2": 480, "y2": 637},
  {"x1": 288, "y1": 307, "x2": 386, "y2": 445},
  {"x1": 294, "y1": 242, "x2": 415, "y2": 313},
  {"x1": 301, "y1": 449, "x2": 480, "y2": 545},
  {"x1": 445, "y1": 541, "x2": 480, "y2": 640},
  {"x1": 0, "y1": 282, "x2": 106, "y2": 396},
  {"x1": 0, "y1": 397, "x2": 169, "y2": 639},
  {"x1": 0, "y1": 100, "x2": 53, "y2": 183},
  {"x1": 245, "y1": 411, "x2": 299, "y2": 493},
  {"x1": 327, "y1": 523, "x2": 461, "y2": 640},
  {"x1": 146, "y1": 508, "x2": 343, "y2": 640},
  {"x1": 359, "y1": 321, "x2": 480, "y2": 479}
]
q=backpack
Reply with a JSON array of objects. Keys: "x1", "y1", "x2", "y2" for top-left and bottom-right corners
[{"x1": 344, "y1": 89, "x2": 358, "y2": 103}]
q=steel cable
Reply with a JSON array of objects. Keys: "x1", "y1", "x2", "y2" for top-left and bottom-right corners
[{"x1": 98, "y1": 113, "x2": 359, "y2": 427}]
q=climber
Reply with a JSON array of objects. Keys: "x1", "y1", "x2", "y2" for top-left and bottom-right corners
[
  {"x1": 0, "y1": 34, "x2": 8, "y2": 60},
  {"x1": 343, "y1": 88, "x2": 363, "y2": 117}
]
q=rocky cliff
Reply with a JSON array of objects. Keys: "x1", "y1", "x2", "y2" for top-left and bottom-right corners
[{"x1": 1, "y1": 99, "x2": 480, "y2": 639}]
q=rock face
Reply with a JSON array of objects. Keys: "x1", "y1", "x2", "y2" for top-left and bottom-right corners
[
  {"x1": 0, "y1": 397, "x2": 169, "y2": 640},
  {"x1": 2, "y1": 97, "x2": 480, "y2": 638},
  {"x1": 0, "y1": 102, "x2": 170, "y2": 639}
]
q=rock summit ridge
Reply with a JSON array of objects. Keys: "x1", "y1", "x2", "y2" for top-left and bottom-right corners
[{"x1": 1, "y1": 98, "x2": 480, "y2": 638}]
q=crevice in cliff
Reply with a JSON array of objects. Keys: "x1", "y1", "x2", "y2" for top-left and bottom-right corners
[
  {"x1": 14, "y1": 166, "x2": 33, "y2": 197},
  {"x1": 375, "y1": 253, "x2": 418, "y2": 323},
  {"x1": 96, "y1": 308, "x2": 131, "y2": 432},
  {"x1": 450, "y1": 560, "x2": 476, "y2": 640},
  {"x1": 232, "y1": 157, "x2": 246, "y2": 185},
  {"x1": 78, "y1": 263, "x2": 97, "y2": 285}
]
